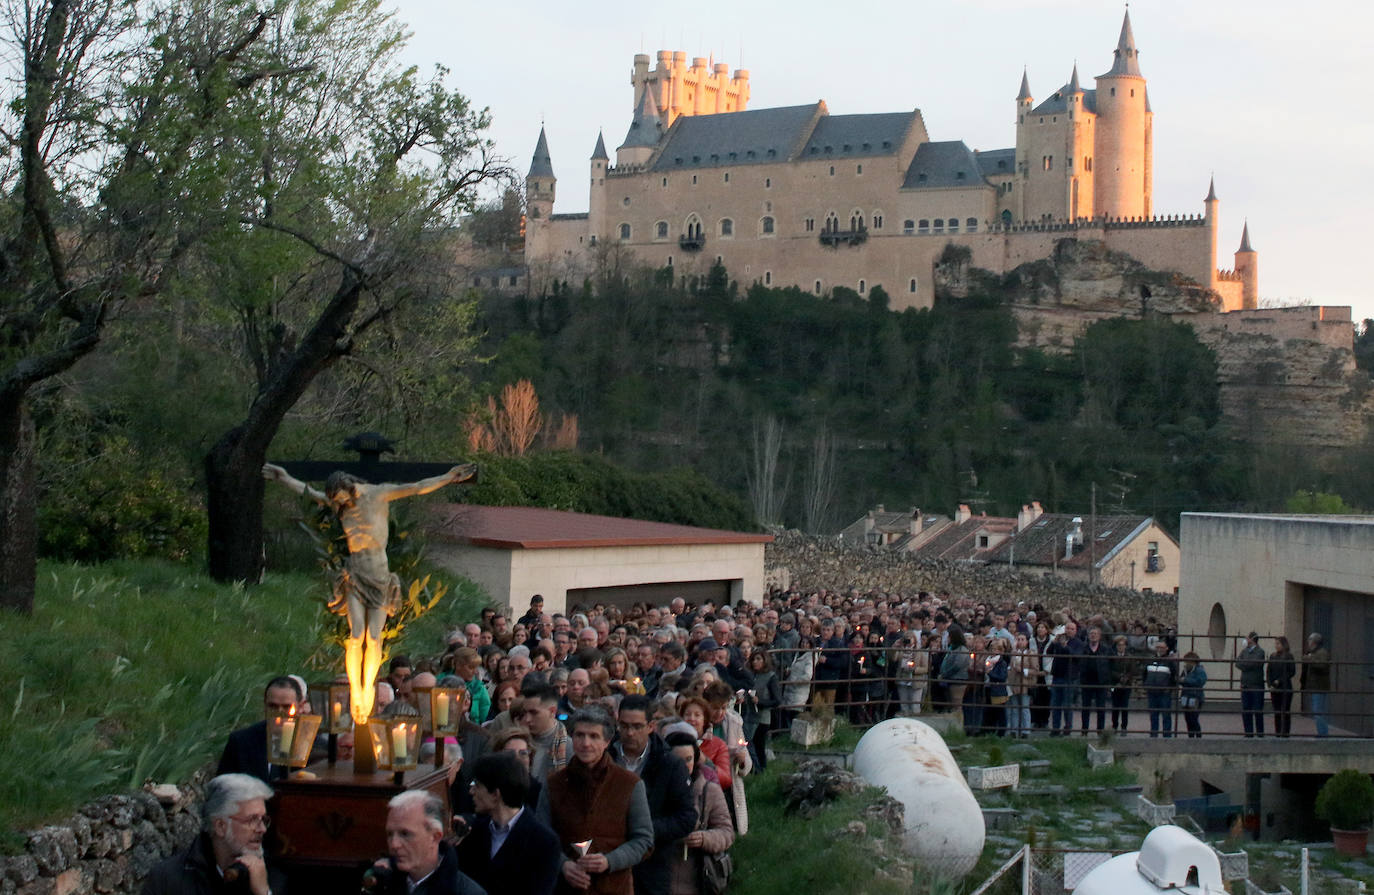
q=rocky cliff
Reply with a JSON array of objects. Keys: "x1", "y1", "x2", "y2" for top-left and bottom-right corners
[{"x1": 936, "y1": 239, "x2": 1374, "y2": 447}]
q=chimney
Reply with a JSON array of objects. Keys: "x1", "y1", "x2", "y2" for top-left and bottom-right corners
[
  {"x1": 909, "y1": 508, "x2": 921, "y2": 535},
  {"x1": 1017, "y1": 500, "x2": 1045, "y2": 531},
  {"x1": 955, "y1": 504, "x2": 971, "y2": 524},
  {"x1": 1063, "y1": 516, "x2": 1084, "y2": 559}
]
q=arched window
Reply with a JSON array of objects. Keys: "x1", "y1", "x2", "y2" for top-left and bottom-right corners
[
  {"x1": 903, "y1": 219, "x2": 915, "y2": 234},
  {"x1": 655, "y1": 221, "x2": 669, "y2": 240},
  {"x1": 814, "y1": 280, "x2": 822, "y2": 293},
  {"x1": 858, "y1": 279, "x2": 866, "y2": 294},
  {"x1": 761, "y1": 216, "x2": 775, "y2": 235},
  {"x1": 804, "y1": 217, "x2": 815, "y2": 232},
  {"x1": 764, "y1": 271, "x2": 772, "y2": 285},
  {"x1": 872, "y1": 212, "x2": 884, "y2": 230},
  {"x1": 619, "y1": 223, "x2": 631, "y2": 240},
  {"x1": 966, "y1": 217, "x2": 978, "y2": 232},
  {"x1": 824, "y1": 212, "x2": 840, "y2": 232},
  {"x1": 1001, "y1": 210, "x2": 1013, "y2": 227},
  {"x1": 918, "y1": 219, "x2": 930, "y2": 233},
  {"x1": 908, "y1": 278, "x2": 917, "y2": 293},
  {"x1": 850, "y1": 210, "x2": 864, "y2": 231},
  {"x1": 933, "y1": 219, "x2": 944, "y2": 233},
  {"x1": 685, "y1": 215, "x2": 703, "y2": 240},
  {"x1": 719, "y1": 218, "x2": 734, "y2": 237},
  {"x1": 948, "y1": 218, "x2": 959, "y2": 233}
]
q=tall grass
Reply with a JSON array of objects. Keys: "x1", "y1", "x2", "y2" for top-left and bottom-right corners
[{"x1": 0, "y1": 559, "x2": 488, "y2": 843}]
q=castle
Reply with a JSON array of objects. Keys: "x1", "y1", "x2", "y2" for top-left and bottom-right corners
[{"x1": 522, "y1": 11, "x2": 1259, "y2": 312}]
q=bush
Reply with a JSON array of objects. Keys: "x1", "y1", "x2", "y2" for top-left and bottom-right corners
[
  {"x1": 37, "y1": 436, "x2": 205, "y2": 563},
  {"x1": 1315, "y1": 769, "x2": 1374, "y2": 831}
]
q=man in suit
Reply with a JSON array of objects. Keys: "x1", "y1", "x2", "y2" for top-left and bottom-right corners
[
  {"x1": 613, "y1": 695, "x2": 696, "y2": 895},
  {"x1": 457, "y1": 752, "x2": 561, "y2": 895},
  {"x1": 373, "y1": 791, "x2": 484, "y2": 895},
  {"x1": 216, "y1": 677, "x2": 303, "y2": 783}
]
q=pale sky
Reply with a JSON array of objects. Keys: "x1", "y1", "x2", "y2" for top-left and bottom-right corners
[{"x1": 391, "y1": 0, "x2": 1374, "y2": 324}]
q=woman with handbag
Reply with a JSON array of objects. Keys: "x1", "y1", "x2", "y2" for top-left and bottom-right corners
[{"x1": 665, "y1": 731, "x2": 734, "y2": 895}]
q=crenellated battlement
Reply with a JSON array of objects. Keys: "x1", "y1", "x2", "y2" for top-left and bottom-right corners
[
  {"x1": 1217, "y1": 269, "x2": 1243, "y2": 281},
  {"x1": 986, "y1": 212, "x2": 1208, "y2": 235}
]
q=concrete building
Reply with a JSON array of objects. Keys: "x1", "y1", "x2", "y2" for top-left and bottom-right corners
[
  {"x1": 1177, "y1": 512, "x2": 1374, "y2": 735},
  {"x1": 524, "y1": 11, "x2": 1259, "y2": 312},
  {"x1": 423, "y1": 504, "x2": 771, "y2": 615}
]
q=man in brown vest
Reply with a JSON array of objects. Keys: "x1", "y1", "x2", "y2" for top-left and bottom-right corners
[{"x1": 536, "y1": 706, "x2": 652, "y2": 894}]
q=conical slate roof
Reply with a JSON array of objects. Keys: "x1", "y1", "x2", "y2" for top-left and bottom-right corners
[
  {"x1": 1017, "y1": 68, "x2": 1032, "y2": 101},
  {"x1": 528, "y1": 127, "x2": 554, "y2": 179},
  {"x1": 620, "y1": 87, "x2": 663, "y2": 149},
  {"x1": 1238, "y1": 221, "x2": 1254, "y2": 253},
  {"x1": 1205, "y1": 176, "x2": 1217, "y2": 202},
  {"x1": 1101, "y1": 9, "x2": 1143, "y2": 78},
  {"x1": 591, "y1": 130, "x2": 608, "y2": 160},
  {"x1": 1068, "y1": 63, "x2": 1081, "y2": 93}
]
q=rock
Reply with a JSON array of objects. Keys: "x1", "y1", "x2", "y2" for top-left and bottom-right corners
[
  {"x1": 61, "y1": 816, "x2": 90, "y2": 859},
  {"x1": 26, "y1": 827, "x2": 78, "y2": 875},
  {"x1": 780, "y1": 760, "x2": 865, "y2": 818},
  {"x1": 127, "y1": 843, "x2": 161, "y2": 881},
  {"x1": 148, "y1": 784, "x2": 181, "y2": 807},
  {"x1": 51, "y1": 869, "x2": 82, "y2": 895},
  {"x1": 853, "y1": 718, "x2": 985, "y2": 878},
  {"x1": 91, "y1": 859, "x2": 123, "y2": 894},
  {"x1": 2, "y1": 856, "x2": 39, "y2": 885},
  {"x1": 789, "y1": 714, "x2": 835, "y2": 747},
  {"x1": 839, "y1": 820, "x2": 868, "y2": 838},
  {"x1": 14, "y1": 879, "x2": 53, "y2": 895}
]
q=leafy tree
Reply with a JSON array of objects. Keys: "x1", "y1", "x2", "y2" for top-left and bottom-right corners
[{"x1": 1285, "y1": 490, "x2": 1360, "y2": 514}]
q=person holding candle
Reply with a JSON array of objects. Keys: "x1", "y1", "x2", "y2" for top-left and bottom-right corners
[{"x1": 663, "y1": 731, "x2": 734, "y2": 895}]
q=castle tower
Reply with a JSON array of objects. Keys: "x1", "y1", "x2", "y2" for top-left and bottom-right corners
[
  {"x1": 1012, "y1": 69, "x2": 1033, "y2": 221},
  {"x1": 1093, "y1": 9, "x2": 1151, "y2": 219},
  {"x1": 526, "y1": 127, "x2": 556, "y2": 221},
  {"x1": 1204, "y1": 176, "x2": 1220, "y2": 291},
  {"x1": 636, "y1": 48, "x2": 749, "y2": 128},
  {"x1": 1235, "y1": 221, "x2": 1258, "y2": 310},
  {"x1": 588, "y1": 131, "x2": 609, "y2": 243},
  {"x1": 1064, "y1": 63, "x2": 1095, "y2": 220},
  {"x1": 617, "y1": 84, "x2": 663, "y2": 167}
]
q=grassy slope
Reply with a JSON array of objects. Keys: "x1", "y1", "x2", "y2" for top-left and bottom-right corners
[{"x1": 0, "y1": 559, "x2": 486, "y2": 845}]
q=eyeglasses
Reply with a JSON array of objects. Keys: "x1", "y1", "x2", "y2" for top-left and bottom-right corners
[
  {"x1": 230, "y1": 814, "x2": 271, "y2": 830},
  {"x1": 617, "y1": 721, "x2": 649, "y2": 732}
]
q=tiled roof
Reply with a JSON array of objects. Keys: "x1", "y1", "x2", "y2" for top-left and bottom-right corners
[
  {"x1": 910, "y1": 516, "x2": 1016, "y2": 561},
  {"x1": 799, "y1": 112, "x2": 918, "y2": 159},
  {"x1": 1031, "y1": 84, "x2": 1098, "y2": 115},
  {"x1": 901, "y1": 140, "x2": 989, "y2": 190},
  {"x1": 984, "y1": 514, "x2": 1155, "y2": 569},
  {"x1": 427, "y1": 504, "x2": 772, "y2": 550},
  {"x1": 650, "y1": 103, "x2": 822, "y2": 171},
  {"x1": 528, "y1": 127, "x2": 554, "y2": 178},
  {"x1": 977, "y1": 148, "x2": 1016, "y2": 178},
  {"x1": 620, "y1": 87, "x2": 663, "y2": 149}
]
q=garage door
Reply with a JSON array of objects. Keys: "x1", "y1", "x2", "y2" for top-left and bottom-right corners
[{"x1": 567, "y1": 580, "x2": 733, "y2": 614}]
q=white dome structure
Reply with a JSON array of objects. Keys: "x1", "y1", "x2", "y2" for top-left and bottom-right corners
[
  {"x1": 852, "y1": 718, "x2": 985, "y2": 878},
  {"x1": 1076, "y1": 825, "x2": 1225, "y2": 895}
]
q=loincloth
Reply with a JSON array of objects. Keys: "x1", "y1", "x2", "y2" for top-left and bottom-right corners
[{"x1": 329, "y1": 563, "x2": 402, "y2": 617}]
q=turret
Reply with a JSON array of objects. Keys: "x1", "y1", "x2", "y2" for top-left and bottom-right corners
[
  {"x1": 1204, "y1": 176, "x2": 1220, "y2": 291},
  {"x1": 525, "y1": 126, "x2": 556, "y2": 221},
  {"x1": 1235, "y1": 221, "x2": 1258, "y2": 309},
  {"x1": 618, "y1": 84, "x2": 663, "y2": 167},
  {"x1": 1093, "y1": 9, "x2": 1150, "y2": 219},
  {"x1": 1065, "y1": 62, "x2": 1093, "y2": 218},
  {"x1": 588, "y1": 131, "x2": 608, "y2": 243}
]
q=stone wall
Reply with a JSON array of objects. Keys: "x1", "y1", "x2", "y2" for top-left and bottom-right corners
[
  {"x1": 1, "y1": 780, "x2": 204, "y2": 895},
  {"x1": 766, "y1": 531, "x2": 1178, "y2": 624}
]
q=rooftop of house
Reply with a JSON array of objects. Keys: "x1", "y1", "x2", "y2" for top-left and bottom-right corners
[
  {"x1": 427, "y1": 504, "x2": 772, "y2": 550},
  {"x1": 983, "y1": 513, "x2": 1159, "y2": 569},
  {"x1": 909, "y1": 514, "x2": 1017, "y2": 561},
  {"x1": 902, "y1": 140, "x2": 991, "y2": 190}
]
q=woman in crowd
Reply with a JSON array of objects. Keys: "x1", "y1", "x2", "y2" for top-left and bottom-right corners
[
  {"x1": 1109, "y1": 634, "x2": 1137, "y2": 734},
  {"x1": 780, "y1": 634, "x2": 815, "y2": 731},
  {"x1": 679, "y1": 696, "x2": 734, "y2": 792},
  {"x1": 605, "y1": 647, "x2": 646, "y2": 696},
  {"x1": 1267, "y1": 635, "x2": 1296, "y2": 737},
  {"x1": 1030, "y1": 620, "x2": 1053, "y2": 729},
  {"x1": 1008, "y1": 632, "x2": 1038, "y2": 737},
  {"x1": 664, "y1": 731, "x2": 734, "y2": 895},
  {"x1": 1180, "y1": 651, "x2": 1207, "y2": 738},
  {"x1": 739, "y1": 648, "x2": 780, "y2": 771},
  {"x1": 984, "y1": 637, "x2": 1010, "y2": 736},
  {"x1": 939, "y1": 627, "x2": 970, "y2": 716},
  {"x1": 486, "y1": 680, "x2": 520, "y2": 727},
  {"x1": 895, "y1": 630, "x2": 928, "y2": 716}
]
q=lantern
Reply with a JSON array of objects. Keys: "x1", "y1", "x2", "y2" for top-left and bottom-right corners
[
  {"x1": 266, "y1": 707, "x2": 322, "y2": 770},
  {"x1": 316, "y1": 680, "x2": 353, "y2": 735},
  {"x1": 368, "y1": 702, "x2": 421, "y2": 782},
  {"x1": 428, "y1": 684, "x2": 466, "y2": 738}
]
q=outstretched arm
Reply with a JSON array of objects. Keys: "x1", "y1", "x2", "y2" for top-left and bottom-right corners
[
  {"x1": 262, "y1": 463, "x2": 328, "y2": 505},
  {"x1": 380, "y1": 463, "x2": 478, "y2": 501}
]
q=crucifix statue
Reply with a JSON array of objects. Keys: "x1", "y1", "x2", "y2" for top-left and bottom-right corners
[{"x1": 262, "y1": 459, "x2": 477, "y2": 724}]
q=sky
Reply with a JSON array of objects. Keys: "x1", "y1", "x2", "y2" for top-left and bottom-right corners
[{"x1": 390, "y1": 0, "x2": 1374, "y2": 324}]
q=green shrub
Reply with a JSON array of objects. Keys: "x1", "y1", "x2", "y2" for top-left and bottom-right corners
[
  {"x1": 1315, "y1": 769, "x2": 1374, "y2": 831},
  {"x1": 38, "y1": 436, "x2": 205, "y2": 563}
]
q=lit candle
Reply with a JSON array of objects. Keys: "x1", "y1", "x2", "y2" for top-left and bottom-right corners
[
  {"x1": 279, "y1": 718, "x2": 296, "y2": 761},
  {"x1": 434, "y1": 694, "x2": 449, "y2": 728},
  {"x1": 391, "y1": 724, "x2": 407, "y2": 762},
  {"x1": 332, "y1": 700, "x2": 344, "y2": 722}
]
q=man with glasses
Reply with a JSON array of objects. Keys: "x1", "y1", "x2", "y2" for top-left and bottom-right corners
[
  {"x1": 142, "y1": 774, "x2": 285, "y2": 895},
  {"x1": 518, "y1": 685, "x2": 569, "y2": 783},
  {"x1": 613, "y1": 695, "x2": 695, "y2": 895}
]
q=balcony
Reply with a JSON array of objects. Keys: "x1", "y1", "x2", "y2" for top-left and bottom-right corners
[
  {"x1": 818, "y1": 226, "x2": 867, "y2": 248},
  {"x1": 679, "y1": 233, "x2": 705, "y2": 252},
  {"x1": 1146, "y1": 554, "x2": 1164, "y2": 573}
]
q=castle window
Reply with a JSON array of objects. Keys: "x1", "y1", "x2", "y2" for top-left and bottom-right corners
[
  {"x1": 719, "y1": 218, "x2": 734, "y2": 237},
  {"x1": 903, "y1": 219, "x2": 915, "y2": 234},
  {"x1": 716, "y1": 255, "x2": 723, "y2": 264},
  {"x1": 909, "y1": 278, "x2": 917, "y2": 293},
  {"x1": 692, "y1": 174, "x2": 697, "y2": 184},
  {"x1": 966, "y1": 217, "x2": 978, "y2": 232},
  {"x1": 622, "y1": 197, "x2": 630, "y2": 206},
  {"x1": 724, "y1": 172, "x2": 730, "y2": 183},
  {"x1": 829, "y1": 166, "x2": 835, "y2": 176},
  {"x1": 764, "y1": 271, "x2": 772, "y2": 285},
  {"x1": 858, "y1": 279, "x2": 866, "y2": 294},
  {"x1": 662, "y1": 177, "x2": 668, "y2": 186},
  {"x1": 675, "y1": 158, "x2": 683, "y2": 165},
  {"x1": 1039, "y1": 117, "x2": 1044, "y2": 123},
  {"x1": 918, "y1": 219, "x2": 929, "y2": 233},
  {"x1": 804, "y1": 217, "x2": 815, "y2": 232},
  {"x1": 997, "y1": 160, "x2": 1007, "y2": 170},
  {"x1": 589, "y1": 235, "x2": 597, "y2": 245},
  {"x1": 729, "y1": 152, "x2": 737, "y2": 161},
  {"x1": 933, "y1": 219, "x2": 944, "y2": 233},
  {"x1": 873, "y1": 213, "x2": 883, "y2": 229},
  {"x1": 509, "y1": 275, "x2": 518, "y2": 286},
  {"x1": 761, "y1": 216, "x2": 775, "y2": 235},
  {"x1": 667, "y1": 255, "x2": 673, "y2": 266},
  {"x1": 746, "y1": 150, "x2": 755, "y2": 159},
  {"x1": 814, "y1": 280, "x2": 822, "y2": 293},
  {"x1": 656, "y1": 221, "x2": 669, "y2": 239},
  {"x1": 824, "y1": 145, "x2": 832, "y2": 153},
  {"x1": 765, "y1": 178, "x2": 771, "y2": 188},
  {"x1": 843, "y1": 144, "x2": 851, "y2": 152},
  {"x1": 1110, "y1": 88, "x2": 1115, "y2": 96},
  {"x1": 1001, "y1": 209, "x2": 1013, "y2": 226},
  {"x1": 948, "y1": 218, "x2": 959, "y2": 233},
  {"x1": 856, "y1": 164, "x2": 863, "y2": 174},
  {"x1": 1130, "y1": 89, "x2": 1135, "y2": 97},
  {"x1": 767, "y1": 149, "x2": 776, "y2": 158},
  {"x1": 824, "y1": 212, "x2": 840, "y2": 231},
  {"x1": 882, "y1": 141, "x2": 891, "y2": 149},
  {"x1": 862, "y1": 142, "x2": 871, "y2": 151},
  {"x1": 850, "y1": 211, "x2": 864, "y2": 230},
  {"x1": 810, "y1": 147, "x2": 818, "y2": 154},
  {"x1": 532, "y1": 181, "x2": 539, "y2": 190},
  {"x1": 693, "y1": 156, "x2": 701, "y2": 163},
  {"x1": 917, "y1": 173, "x2": 928, "y2": 184}
]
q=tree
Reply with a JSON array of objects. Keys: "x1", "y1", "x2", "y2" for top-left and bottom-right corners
[
  {"x1": 0, "y1": 0, "x2": 325, "y2": 612},
  {"x1": 746, "y1": 414, "x2": 788, "y2": 526},
  {"x1": 199, "y1": 0, "x2": 507, "y2": 582},
  {"x1": 801, "y1": 428, "x2": 837, "y2": 534}
]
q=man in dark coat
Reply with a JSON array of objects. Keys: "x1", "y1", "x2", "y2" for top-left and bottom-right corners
[
  {"x1": 613, "y1": 696, "x2": 696, "y2": 895},
  {"x1": 457, "y1": 752, "x2": 562, "y2": 895},
  {"x1": 216, "y1": 678, "x2": 302, "y2": 784},
  {"x1": 1078, "y1": 627, "x2": 1112, "y2": 734},
  {"x1": 373, "y1": 791, "x2": 484, "y2": 895},
  {"x1": 141, "y1": 774, "x2": 286, "y2": 895}
]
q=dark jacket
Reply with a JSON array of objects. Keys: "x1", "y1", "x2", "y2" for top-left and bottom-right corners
[
  {"x1": 1079, "y1": 642, "x2": 1112, "y2": 689},
  {"x1": 1266, "y1": 652, "x2": 1296, "y2": 691},
  {"x1": 1047, "y1": 637, "x2": 1085, "y2": 683},
  {"x1": 141, "y1": 832, "x2": 287, "y2": 895},
  {"x1": 455, "y1": 808, "x2": 561, "y2": 895},
  {"x1": 216, "y1": 722, "x2": 270, "y2": 784},
  {"x1": 813, "y1": 636, "x2": 848, "y2": 684},
  {"x1": 619, "y1": 734, "x2": 696, "y2": 895},
  {"x1": 1236, "y1": 644, "x2": 1266, "y2": 689},
  {"x1": 377, "y1": 841, "x2": 485, "y2": 895}
]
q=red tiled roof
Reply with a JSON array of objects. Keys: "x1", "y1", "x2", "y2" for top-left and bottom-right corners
[
  {"x1": 910, "y1": 516, "x2": 1016, "y2": 561},
  {"x1": 426, "y1": 504, "x2": 772, "y2": 550}
]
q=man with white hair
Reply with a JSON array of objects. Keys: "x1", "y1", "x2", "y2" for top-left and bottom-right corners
[
  {"x1": 372, "y1": 790, "x2": 484, "y2": 895},
  {"x1": 141, "y1": 774, "x2": 285, "y2": 895}
]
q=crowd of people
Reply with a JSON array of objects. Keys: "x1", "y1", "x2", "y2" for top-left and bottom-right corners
[{"x1": 179, "y1": 587, "x2": 1335, "y2": 895}]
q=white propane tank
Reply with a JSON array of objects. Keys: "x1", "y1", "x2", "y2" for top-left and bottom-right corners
[
  {"x1": 1075, "y1": 825, "x2": 1226, "y2": 895},
  {"x1": 852, "y1": 718, "x2": 985, "y2": 877}
]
